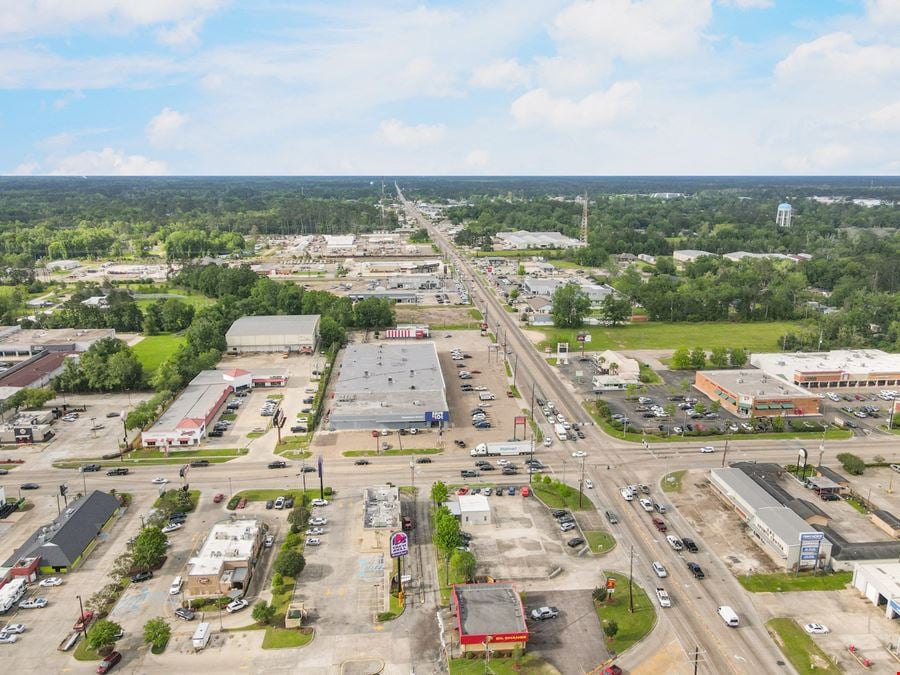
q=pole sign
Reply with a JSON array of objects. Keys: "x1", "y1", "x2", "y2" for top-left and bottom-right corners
[
  {"x1": 390, "y1": 531, "x2": 409, "y2": 558},
  {"x1": 514, "y1": 416, "x2": 526, "y2": 425},
  {"x1": 317, "y1": 455, "x2": 324, "y2": 478}
]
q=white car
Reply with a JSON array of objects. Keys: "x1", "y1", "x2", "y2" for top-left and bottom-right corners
[
  {"x1": 161, "y1": 523, "x2": 182, "y2": 534},
  {"x1": 309, "y1": 517, "x2": 327, "y2": 526},
  {"x1": 311, "y1": 499, "x2": 328, "y2": 507},
  {"x1": 543, "y1": 438, "x2": 552, "y2": 447},
  {"x1": 1, "y1": 624, "x2": 25, "y2": 634},
  {"x1": 264, "y1": 534, "x2": 275, "y2": 548},
  {"x1": 497, "y1": 459, "x2": 509, "y2": 466},
  {"x1": 38, "y1": 577, "x2": 62, "y2": 587},
  {"x1": 826, "y1": 392, "x2": 840, "y2": 402},
  {"x1": 307, "y1": 527, "x2": 325, "y2": 535},
  {"x1": 652, "y1": 562, "x2": 668, "y2": 578},
  {"x1": 226, "y1": 599, "x2": 248, "y2": 613},
  {"x1": 639, "y1": 498, "x2": 654, "y2": 512},
  {"x1": 151, "y1": 477, "x2": 168, "y2": 484},
  {"x1": 572, "y1": 451, "x2": 587, "y2": 458},
  {"x1": 804, "y1": 623, "x2": 830, "y2": 634},
  {"x1": 699, "y1": 446, "x2": 715, "y2": 454},
  {"x1": 19, "y1": 598, "x2": 48, "y2": 609},
  {"x1": 620, "y1": 487, "x2": 634, "y2": 501},
  {"x1": 0, "y1": 633, "x2": 18, "y2": 644},
  {"x1": 560, "y1": 522, "x2": 576, "y2": 532},
  {"x1": 306, "y1": 537, "x2": 321, "y2": 546},
  {"x1": 585, "y1": 479, "x2": 594, "y2": 489},
  {"x1": 169, "y1": 576, "x2": 183, "y2": 595}
]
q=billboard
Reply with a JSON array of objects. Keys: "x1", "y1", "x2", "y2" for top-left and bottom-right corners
[
  {"x1": 425, "y1": 410, "x2": 448, "y2": 423},
  {"x1": 390, "y1": 531, "x2": 409, "y2": 558}
]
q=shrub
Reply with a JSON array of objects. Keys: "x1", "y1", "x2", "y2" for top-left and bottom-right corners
[
  {"x1": 227, "y1": 496, "x2": 240, "y2": 510},
  {"x1": 324, "y1": 486, "x2": 333, "y2": 496},
  {"x1": 837, "y1": 452, "x2": 865, "y2": 475},
  {"x1": 274, "y1": 549, "x2": 306, "y2": 578},
  {"x1": 272, "y1": 572, "x2": 284, "y2": 587},
  {"x1": 592, "y1": 586, "x2": 608, "y2": 602}
]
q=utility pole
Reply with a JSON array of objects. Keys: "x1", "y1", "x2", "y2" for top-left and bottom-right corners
[
  {"x1": 579, "y1": 456, "x2": 585, "y2": 508},
  {"x1": 77, "y1": 595, "x2": 88, "y2": 638},
  {"x1": 628, "y1": 545, "x2": 635, "y2": 613},
  {"x1": 721, "y1": 438, "x2": 729, "y2": 468},
  {"x1": 512, "y1": 353, "x2": 518, "y2": 388},
  {"x1": 693, "y1": 646, "x2": 700, "y2": 675}
]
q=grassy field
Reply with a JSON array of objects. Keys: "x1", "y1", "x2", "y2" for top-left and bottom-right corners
[
  {"x1": 766, "y1": 618, "x2": 839, "y2": 675},
  {"x1": 595, "y1": 571, "x2": 656, "y2": 655},
  {"x1": 133, "y1": 290, "x2": 215, "y2": 311},
  {"x1": 532, "y1": 481, "x2": 592, "y2": 511},
  {"x1": 536, "y1": 321, "x2": 805, "y2": 352},
  {"x1": 739, "y1": 571, "x2": 851, "y2": 593},
  {"x1": 274, "y1": 435, "x2": 312, "y2": 458},
  {"x1": 262, "y1": 627, "x2": 314, "y2": 649},
  {"x1": 661, "y1": 470, "x2": 686, "y2": 493},
  {"x1": 584, "y1": 530, "x2": 616, "y2": 554},
  {"x1": 53, "y1": 447, "x2": 245, "y2": 468},
  {"x1": 72, "y1": 638, "x2": 101, "y2": 661},
  {"x1": 231, "y1": 489, "x2": 324, "y2": 504},
  {"x1": 132, "y1": 334, "x2": 186, "y2": 372},
  {"x1": 449, "y1": 655, "x2": 558, "y2": 674}
]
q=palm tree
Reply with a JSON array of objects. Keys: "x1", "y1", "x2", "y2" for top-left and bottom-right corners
[{"x1": 608, "y1": 362, "x2": 619, "y2": 375}]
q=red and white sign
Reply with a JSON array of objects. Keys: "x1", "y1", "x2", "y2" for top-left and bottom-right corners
[
  {"x1": 514, "y1": 416, "x2": 526, "y2": 425},
  {"x1": 390, "y1": 531, "x2": 409, "y2": 558}
]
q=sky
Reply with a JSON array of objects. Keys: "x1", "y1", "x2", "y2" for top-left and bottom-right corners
[{"x1": 1, "y1": 0, "x2": 900, "y2": 176}]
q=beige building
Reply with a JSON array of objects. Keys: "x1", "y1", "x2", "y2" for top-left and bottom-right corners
[{"x1": 185, "y1": 519, "x2": 262, "y2": 599}]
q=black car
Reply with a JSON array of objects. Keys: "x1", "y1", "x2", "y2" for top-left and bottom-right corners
[
  {"x1": 284, "y1": 497, "x2": 294, "y2": 508},
  {"x1": 190, "y1": 460, "x2": 209, "y2": 468},
  {"x1": 605, "y1": 511, "x2": 619, "y2": 524},
  {"x1": 107, "y1": 467, "x2": 129, "y2": 476},
  {"x1": 131, "y1": 570, "x2": 153, "y2": 583},
  {"x1": 558, "y1": 515, "x2": 575, "y2": 524},
  {"x1": 266, "y1": 500, "x2": 274, "y2": 510},
  {"x1": 687, "y1": 562, "x2": 705, "y2": 578},
  {"x1": 169, "y1": 515, "x2": 186, "y2": 525},
  {"x1": 480, "y1": 464, "x2": 496, "y2": 471},
  {"x1": 106, "y1": 411, "x2": 121, "y2": 418},
  {"x1": 415, "y1": 457, "x2": 432, "y2": 464},
  {"x1": 302, "y1": 397, "x2": 314, "y2": 404},
  {"x1": 454, "y1": 440, "x2": 466, "y2": 448},
  {"x1": 268, "y1": 461, "x2": 287, "y2": 469},
  {"x1": 290, "y1": 425, "x2": 307, "y2": 433},
  {"x1": 567, "y1": 537, "x2": 585, "y2": 548},
  {"x1": 576, "y1": 430, "x2": 586, "y2": 439},
  {"x1": 552, "y1": 510, "x2": 569, "y2": 519},
  {"x1": 355, "y1": 459, "x2": 370, "y2": 465},
  {"x1": 682, "y1": 537, "x2": 699, "y2": 553},
  {"x1": 301, "y1": 466, "x2": 316, "y2": 473},
  {"x1": 81, "y1": 464, "x2": 101, "y2": 472},
  {"x1": 820, "y1": 492, "x2": 840, "y2": 501},
  {"x1": 174, "y1": 607, "x2": 196, "y2": 621},
  {"x1": 20, "y1": 483, "x2": 40, "y2": 490},
  {"x1": 208, "y1": 430, "x2": 224, "y2": 437}
]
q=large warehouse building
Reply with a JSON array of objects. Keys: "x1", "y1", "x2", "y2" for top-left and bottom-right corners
[
  {"x1": 0, "y1": 326, "x2": 115, "y2": 357},
  {"x1": 451, "y1": 583, "x2": 528, "y2": 656},
  {"x1": 225, "y1": 315, "x2": 320, "y2": 354},
  {"x1": 751, "y1": 350, "x2": 900, "y2": 390},
  {"x1": 695, "y1": 369, "x2": 821, "y2": 418},
  {"x1": 328, "y1": 342, "x2": 448, "y2": 431}
]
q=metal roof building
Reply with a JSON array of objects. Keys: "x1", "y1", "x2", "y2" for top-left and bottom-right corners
[
  {"x1": 329, "y1": 342, "x2": 448, "y2": 431},
  {"x1": 4, "y1": 491, "x2": 119, "y2": 574},
  {"x1": 451, "y1": 583, "x2": 528, "y2": 655},
  {"x1": 225, "y1": 314, "x2": 320, "y2": 354}
]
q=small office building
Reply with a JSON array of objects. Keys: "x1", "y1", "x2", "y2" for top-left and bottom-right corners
[
  {"x1": 458, "y1": 495, "x2": 492, "y2": 526},
  {"x1": 451, "y1": 583, "x2": 529, "y2": 656},
  {"x1": 185, "y1": 519, "x2": 263, "y2": 599},
  {"x1": 695, "y1": 369, "x2": 821, "y2": 418}
]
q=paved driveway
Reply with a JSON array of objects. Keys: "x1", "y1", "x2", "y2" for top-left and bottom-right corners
[{"x1": 525, "y1": 589, "x2": 609, "y2": 673}]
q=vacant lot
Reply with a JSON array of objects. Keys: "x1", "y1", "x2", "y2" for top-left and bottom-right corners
[
  {"x1": 766, "y1": 618, "x2": 839, "y2": 675},
  {"x1": 533, "y1": 321, "x2": 804, "y2": 352},
  {"x1": 132, "y1": 334, "x2": 186, "y2": 372}
]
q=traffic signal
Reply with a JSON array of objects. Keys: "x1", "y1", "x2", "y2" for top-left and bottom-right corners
[{"x1": 59, "y1": 484, "x2": 68, "y2": 497}]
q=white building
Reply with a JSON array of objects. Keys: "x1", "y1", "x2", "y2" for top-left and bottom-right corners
[
  {"x1": 852, "y1": 562, "x2": 900, "y2": 619},
  {"x1": 185, "y1": 519, "x2": 262, "y2": 598},
  {"x1": 458, "y1": 494, "x2": 491, "y2": 525},
  {"x1": 46, "y1": 259, "x2": 81, "y2": 271},
  {"x1": 523, "y1": 278, "x2": 565, "y2": 297},
  {"x1": 225, "y1": 315, "x2": 320, "y2": 354},
  {"x1": 750, "y1": 349, "x2": 900, "y2": 390},
  {"x1": 323, "y1": 234, "x2": 356, "y2": 253},
  {"x1": 495, "y1": 231, "x2": 582, "y2": 250},
  {"x1": 673, "y1": 250, "x2": 717, "y2": 264},
  {"x1": 592, "y1": 350, "x2": 640, "y2": 391}
]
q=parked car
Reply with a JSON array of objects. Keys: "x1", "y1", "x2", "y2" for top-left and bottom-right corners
[
  {"x1": 131, "y1": 571, "x2": 153, "y2": 583},
  {"x1": 19, "y1": 597, "x2": 48, "y2": 609},
  {"x1": 311, "y1": 498, "x2": 328, "y2": 507},
  {"x1": 567, "y1": 537, "x2": 585, "y2": 548},
  {"x1": 161, "y1": 522, "x2": 182, "y2": 534},
  {"x1": 0, "y1": 624, "x2": 25, "y2": 634},
  {"x1": 305, "y1": 537, "x2": 321, "y2": 546},
  {"x1": 530, "y1": 606, "x2": 559, "y2": 620},
  {"x1": 213, "y1": 493, "x2": 225, "y2": 503},
  {"x1": 38, "y1": 576, "x2": 63, "y2": 587},
  {"x1": 226, "y1": 599, "x2": 249, "y2": 613},
  {"x1": 264, "y1": 534, "x2": 275, "y2": 548},
  {"x1": 174, "y1": 607, "x2": 196, "y2": 621},
  {"x1": 804, "y1": 623, "x2": 830, "y2": 634},
  {"x1": 96, "y1": 651, "x2": 122, "y2": 674},
  {"x1": 309, "y1": 517, "x2": 327, "y2": 526}
]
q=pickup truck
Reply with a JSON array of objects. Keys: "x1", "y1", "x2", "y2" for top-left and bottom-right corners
[
  {"x1": 73, "y1": 610, "x2": 94, "y2": 632},
  {"x1": 655, "y1": 588, "x2": 671, "y2": 608},
  {"x1": 530, "y1": 606, "x2": 559, "y2": 620}
]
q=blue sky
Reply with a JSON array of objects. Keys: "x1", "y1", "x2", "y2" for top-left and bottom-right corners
[{"x1": 2, "y1": 0, "x2": 899, "y2": 175}]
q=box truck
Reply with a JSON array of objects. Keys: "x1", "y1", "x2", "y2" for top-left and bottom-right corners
[
  {"x1": 554, "y1": 423, "x2": 568, "y2": 440},
  {"x1": 470, "y1": 441, "x2": 533, "y2": 457}
]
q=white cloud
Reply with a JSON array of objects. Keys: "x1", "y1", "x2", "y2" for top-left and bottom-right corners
[
  {"x1": 156, "y1": 17, "x2": 205, "y2": 47},
  {"x1": 465, "y1": 149, "x2": 491, "y2": 168},
  {"x1": 377, "y1": 119, "x2": 447, "y2": 147},
  {"x1": 0, "y1": 0, "x2": 227, "y2": 37},
  {"x1": 510, "y1": 82, "x2": 640, "y2": 129},
  {"x1": 775, "y1": 32, "x2": 900, "y2": 84},
  {"x1": 863, "y1": 100, "x2": 900, "y2": 132},
  {"x1": 550, "y1": 0, "x2": 713, "y2": 63},
  {"x1": 718, "y1": 0, "x2": 773, "y2": 8},
  {"x1": 5, "y1": 161, "x2": 39, "y2": 176},
  {"x1": 146, "y1": 107, "x2": 189, "y2": 146},
  {"x1": 471, "y1": 59, "x2": 531, "y2": 89},
  {"x1": 46, "y1": 148, "x2": 168, "y2": 175},
  {"x1": 866, "y1": 0, "x2": 900, "y2": 25}
]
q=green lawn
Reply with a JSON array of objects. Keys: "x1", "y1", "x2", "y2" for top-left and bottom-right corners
[
  {"x1": 262, "y1": 627, "x2": 314, "y2": 649},
  {"x1": 274, "y1": 435, "x2": 312, "y2": 458},
  {"x1": 343, "y1": 448, "x2": 442, "y2": 457},
  {"x1": 53, "y1": 447, "x2": 246, "y2": 469},
  {"x1": 739, "y1": 571, "x2": 851, "y2": 593},
  {"x1": 531, "y1": 482, "x2": 592, "y2": 511},
  {"x1": 537, "y1": 321, "x2": 805, "y2": 353},
  {"x1": 132, "y1": 334, "x2": 187, "y2": 373},
  {"x1": 449, "y1": 655, "x2": 558, "y2": 674},
  {"x1": 584, "y1": 530, "x2": 616, "y2": 554},
  {"x1": 133, "y1": 291, "x2": 215, "y2": 311},
  {"x1": 595, "y1": 571, "x2": 656, "y2": 655},
  {"x1": 72, "y1": 638, "x2": 101, "y2": 661},
  {"x1": 230, "y1": 489, "x2": 325, "y2": 504},
  {"x1": 661, "y1": 470, "x2": 686, "y2": 493},
  {"x1": 766, "y1": 618, "x2": 839, "y2": 675}
]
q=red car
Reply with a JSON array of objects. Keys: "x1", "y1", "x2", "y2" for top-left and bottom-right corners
[
  {"x1": 470, "y1": 370, "x2": 482, "y2": 374},
  {"x1": 457, "y1": 487, "x2": 469, "y2": 495},
  {"x1": 651, "y1": 517, "x2": 667, "y2": 532},
  {"x1": 213, "y1": 493, "x2": 225, "y2": 503},
  {"x1": 521, "y1": 486, "x2": 530, "y2": 497},
  {"x1": 97, "y1": 651, "x2": 122, "y2": 674},
  {"x1": 602, "y1": 666, "x2": 622, "y2": 675},
  {"x1": 74, "y1": 610, "x2": 94, "y2": 631},
  {"x1": 236, "y1": 497, "x2": 247, "y2": 509}
]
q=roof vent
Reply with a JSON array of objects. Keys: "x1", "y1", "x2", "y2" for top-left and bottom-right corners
[{"x1": 388, "y1": 377, "x2": 393, "y2": 384}]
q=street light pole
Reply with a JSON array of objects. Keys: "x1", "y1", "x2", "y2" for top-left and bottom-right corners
[
  {"x1": 628, "y1": 546, "x2": 635, "y2": 614},
  {"x1": 409, "y1": 461, "x2": 415, "y2": 491},
  {"x1": 579, "y1": 456, "x2": 586, "y2": 508},
  {"x1": 77, "y1": 594, "x2": 88, "y2": 638}
]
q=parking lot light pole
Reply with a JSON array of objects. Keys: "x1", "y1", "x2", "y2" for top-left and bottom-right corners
[
  {"x1": 77, "y1": 594, "x2": 88, "y2": 638},
  {"x1": 579, "y1": 456, "x2": 586, "y2": 508}
]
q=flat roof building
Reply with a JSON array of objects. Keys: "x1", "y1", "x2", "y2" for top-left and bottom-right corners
[
  {"x1": 695, "y1": 369, "x2": 821, "y2": 418},
  {"x1": 0, "y1": 351, "x2": 69, "y2": 389},
  {"x1": 852, "y1": 562, "x2": 900, "y2": 619},
  {"x1": 458, "y1": 494, "x2": 491, "y2": 525},
  {"x1": 225, "y1": 315, "x2": 320, "y2": 354},
  {"x1": 363, "y1": 486, "x2": 401, "y2": 529},
  {"x1": 4, "y1": 491, "x2": 120, "y2": 574},
  {"x1": 673, "y1": 249, "x2": 716, "y2": 263},
  {"x1": 523, "y1": 278, "x2": 564, "y2": 297},
  {"x1": 710, "y1": 468, "x2": 832, "y2": 570},
  {"x1": 0, "y1": 326, "x2": 115, "y2": 357},
  {"x1": 750, "y1": 350, "x2": 900, "y2": 389},
  {"x1": 496, "y1": 231, "x2": 581, "y2": 250},
  {"x1": 185, "y1": 519, "x2": 262, "y2": 599},
  {"x1": 452, "y1": 583, "x2": 528, "y2": 655},
  {"x1": 329, "y1": 342, "x2": 448, "y2": 431},
  {"x1": 348, "y1": 290, "x2": 419, "y2": 304}
]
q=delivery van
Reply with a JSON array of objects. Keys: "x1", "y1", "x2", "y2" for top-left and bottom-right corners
[{"x1": 717, "y1": 606, "x2": 739, "y2": 627}]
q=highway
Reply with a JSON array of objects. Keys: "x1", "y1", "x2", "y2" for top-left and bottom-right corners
[{"x1": 397, "y1": 186, "x2": 792, "y2": 674}]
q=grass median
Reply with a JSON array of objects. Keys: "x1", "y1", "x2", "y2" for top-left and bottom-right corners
[
  {"x1": 766, "y1": 618, "x2": 839, "y2": 675},
  {"x1": 584, "y1": 530, "x2": 616, "y2": 554},
  {"x1": 531, "y1": 480, "x2": 592, "y2": 511},
  {"x1": 343, "y1": 448, "x2": 442, "y2": 457},
  {"x1": 595, "y1": 571, "x2": 656, "y2": 656},
  {"x1": 739, "y1": 571, "x2": 851, "y2": 592},
  {"x1": 661, "y1": 470, "x2": 686, "y2": 493},
  {"x1": 262, "y1": 626, "x2": 314, "y2": 649}
]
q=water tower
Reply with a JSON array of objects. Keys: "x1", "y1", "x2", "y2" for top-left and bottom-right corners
[{"x1": 776, "y1": 202, "x2": 792, "y2": 227}]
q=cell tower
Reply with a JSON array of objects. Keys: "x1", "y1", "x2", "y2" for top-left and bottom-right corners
[
  {"x1": 776, "y1": 202, "x2": 792, "y2": 228},
  {"x1": 580, "y1": 192, "x2": 588, "y2": 244}
]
